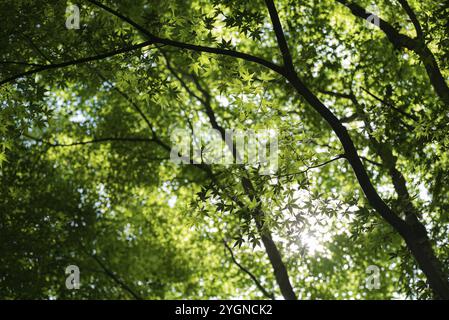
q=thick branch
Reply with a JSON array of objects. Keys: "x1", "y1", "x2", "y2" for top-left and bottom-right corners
[
  {"x1": 397, "y1": 0, "x2": 423, "y2": 38},
  {"x1": 264, "y1": 0, "x2": 294, "y2": 71},
  {"x1": 352, "y1": 92, "x2": 449, "y2": 299},
  {"x1": 2, "y1": 2, "x2": 284, "y2": 88},
  {"x1": 87, "y1": 0, "x2": 284, "y2": 75},
  {"x1": 335, "y1": 0, "x2": 415, "y2": 49},
  {"x1": 262, "y1": 0, "x2": 409, "y2": 242},
  {"x1": 286, "y1": 70, "x2": 412, "y2": 249},
  {"x1": 335, "y1": 0, "x2": 449, "y2": 106}
]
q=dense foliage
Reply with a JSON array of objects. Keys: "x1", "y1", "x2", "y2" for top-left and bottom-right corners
[{"x1": 1, "y1": 0, "x2": 448, "y2": 299}]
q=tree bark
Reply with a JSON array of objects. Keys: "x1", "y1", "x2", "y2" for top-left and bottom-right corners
[{"x1": 260, "y1": 230, "x2": 297, "y2": 300}]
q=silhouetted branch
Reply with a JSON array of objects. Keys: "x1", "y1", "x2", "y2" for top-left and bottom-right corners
[
  {"x1": 277, "y1": 154, "x2": 346, "y2": 178},
  {"x1": 223, "y1": 240, "x2": 275, "y2": 300}
]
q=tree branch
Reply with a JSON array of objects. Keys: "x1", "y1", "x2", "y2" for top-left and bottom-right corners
[
  {"x1": 87, "y1": 0, "x2": 284, "y2": 75},
  {"x1": 162, "y1": 55, "x2": 296, "y2": 300},
  {"x1": 335, "y1": 0, "x2": 449, "y2": 106},
  {"x1": 335, "y1": 0, "x2": 415, "y2": 49},
  {"x1": 0, "y1": 41, "x2": 158, "y2": 86},
  {"x1": 0, "y1": 61, "x2": 47, "y2": 67},
  {"x1": 397, "y1": 0, "x2": 423, "y2": 39},
  {"x1": 161, "y1": 51, "x2": 208, "y2": 107},
  {"x1": 264, "y1": 0, "x2": 294, "y2": 71},
  {"x1": 223, "y1": 240, "x2": 275, "y2": 300},
  {"x1": 90, "y1": 253, "x2": 144, "y2": 300},
  {"x1": 360, "y1": 155, "x2": 383, "y2": 167},
  {"x1": 277, "y1": 154, "x2": 346, "y2": 178},
  {"x1": 360, "y1": 87, "x2": 419, "y2": 122},
  {"x1": 95, "y1": 71, "x2": 159, "y2": 138},
  {"x1": 21, "y1": 34, "x2": 54, "y2": 64},
  {"x1": 319, "y1": 88, "x2": 416, "y2": 129},
  {"x1": 265, "y1": 0, "x2": 417, "y2": 299},
  {"x1": 23, "y1": 133, "x2": 158, "y2": 147}
]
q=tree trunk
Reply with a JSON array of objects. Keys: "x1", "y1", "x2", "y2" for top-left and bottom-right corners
[{"x1": 260, "y1": 230, "x2": 297, "y2": 300}]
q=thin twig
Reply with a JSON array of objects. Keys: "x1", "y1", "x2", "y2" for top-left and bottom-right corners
[{"x1": 277, "y1": 154, "x2": 346, "y2": 178}]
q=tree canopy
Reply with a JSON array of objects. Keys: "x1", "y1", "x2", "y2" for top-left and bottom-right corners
[{"x1": 1, "y1": 0, "x2": 449, "y2": 299}]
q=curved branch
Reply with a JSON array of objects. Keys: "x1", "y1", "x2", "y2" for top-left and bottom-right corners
[
  {"x1": 2, "y1": 1, "x2": 283, "y2": 87},
  {"x1": 263, "y1": 3, "x2": 400, "y2": 226},
  {"x1": 397, "y1": 0, "x2": 423, "y2": 39},
  {"x1": 90, "y1": 253, "x2": 144, "y2": 300},
  {"x1": 335, "y1": 0, "x2": 415, "y2": 49},
  {"x1": 0, "y1": 41, "x2": 155, "y2": 86},
  {"x1": 264, "y1": 0, "x2": 406, "y2": 233},
  {"x1": 163, "y1": 56, "x2": 297, "y2": 300},
  {"x1": 86, "y1": 0, "x2": 285, "y2": 75},
  {"x1": 95, "y1": 71, "x2": 158, "y2": 137},
  {"x1": 223, "y1": 240, "x2": 275, "y2": 300},
  {"x1": 335, "y1": 0, "x2": 449, "y2": 106},
  {"x1": 277, "y1": 154, "x2": 346, "y2": 178},
  {"x1": 264, "y1": 0, "x2": 294, "y2": 71}
]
